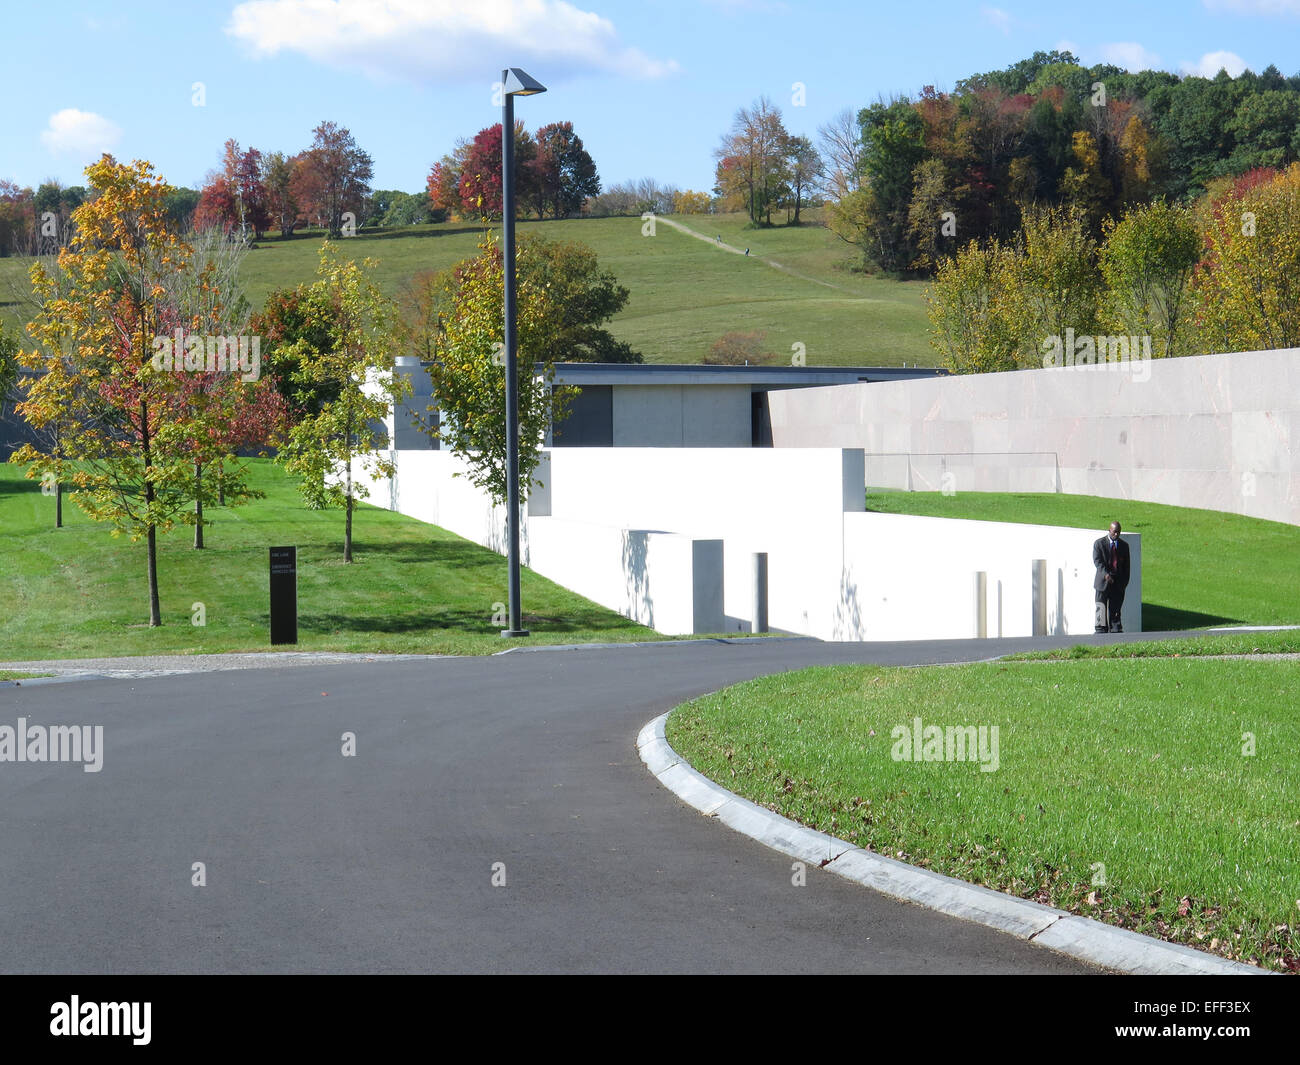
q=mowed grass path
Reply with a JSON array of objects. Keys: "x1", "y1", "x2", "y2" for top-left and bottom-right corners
[
  {"x1": 866, "y1": 491, "x2": 1300, "y2": 630},
  {"x1": 0, "y1": 460, "x2": 658, "y2": 660},
  {"x1": 667, "y1": 658, "x2": 1300, "y2": 969},
  {"x1": 0, "y1": 213, "x2": 934, "y2": 366}
]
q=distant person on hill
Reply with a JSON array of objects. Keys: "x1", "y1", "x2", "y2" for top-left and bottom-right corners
[{"x1": 1093, "y1": 521, "x2": 1130, "y2": 633}]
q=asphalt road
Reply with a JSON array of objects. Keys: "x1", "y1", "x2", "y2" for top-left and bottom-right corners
[{"x1": 0, "y1": 634, "x2": 1157, "y2": 974}]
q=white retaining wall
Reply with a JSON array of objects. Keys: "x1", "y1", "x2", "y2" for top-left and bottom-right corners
[
  {"x1": 354, "y1": 446, "x2": 1137, "y2": 640},
  {"x1": 766, "y1": 348, "x2": 1300, "y2": 527}
]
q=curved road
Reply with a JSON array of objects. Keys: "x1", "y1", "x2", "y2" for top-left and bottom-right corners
[{"x1": 0, "y1": 634, "x2": 1159, "y2": 974}]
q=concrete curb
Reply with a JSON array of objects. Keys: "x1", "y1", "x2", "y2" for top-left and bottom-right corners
[{"x1": 637, "y1": 713, "x2": 1266, "y2": 976}]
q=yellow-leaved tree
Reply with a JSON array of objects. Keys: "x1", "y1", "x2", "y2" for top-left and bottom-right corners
[{"x1": 1193, "y1": 163, "x2": 1300, "y2": 353}]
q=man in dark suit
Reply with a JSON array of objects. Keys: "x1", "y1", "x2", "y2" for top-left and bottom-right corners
[{"x1": 1093, "y1": 521, "x2": 1130, "y2": 633}]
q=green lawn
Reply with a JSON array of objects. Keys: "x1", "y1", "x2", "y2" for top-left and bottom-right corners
[
  {"x1": 0, "y1": 459, "x2": 664, "y2": 660},
  {"x1": 866, "y1": 491, "x2": 1300, "y2": 630},
  {"x1": 667, "y1": 658, "x2": 1300, "y2": 970},
  {"x1": 0, "y1": 212, "x2": 935, "y2": 366},
  {"x1": 1007, "y1": 630, "x2": 1300, "y2": 659}
]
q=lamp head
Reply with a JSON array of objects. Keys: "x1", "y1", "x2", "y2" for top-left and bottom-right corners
[{"x1": 503, "y1": 68, "x2": 547, "y2": 96}]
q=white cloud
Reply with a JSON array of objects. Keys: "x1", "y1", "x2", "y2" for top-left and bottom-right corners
[
  {"x1": 981, "y1": 6, "x2": 1012, "y2": 34},
  {"x1": 1204, "y1": 0, "x2": 1300, "y2": 15},
  {"x1": 1180, "y1": 50, "x2": 1248, "y2": 77},
  {"x1": 1098, "y1": 42, "x2": 1163, "y2": 72},
  {"x1": 225, "y1": 0, "x2": 679, "y2": 83},
  {"x1": 40, "y1": 109, "x2": 122, "y2": 156}
]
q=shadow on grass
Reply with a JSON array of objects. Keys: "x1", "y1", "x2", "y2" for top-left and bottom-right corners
[
  {"x1": 1142, "y1": 603, "x2": 1241, "y2": 630},
  {"x1": 343, "y1": 539, "x2": 495, "y2": 565},
  {"x1": 0, "y1": 477, "x2": 39, "y2": 496},
  {"x1": 297, "y1": 607, "x2": 631, "y2": 636}
]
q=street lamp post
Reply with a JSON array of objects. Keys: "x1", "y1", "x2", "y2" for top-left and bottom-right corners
[{"x1": 500, "y1": 67, "x2": 546, "y2": 638}]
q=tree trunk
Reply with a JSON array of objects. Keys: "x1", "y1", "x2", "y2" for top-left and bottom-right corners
[
  {"x1": 344, "y1": 463, "x2": 353, "y2": 563},
  {"x1": 55, "y1": 481, "x2": 62, "y2": 529},
  {"x1": 142, "y1": 397, "x2": 162, "y2": 626},
  {"x1": 147, "y1": 524, "x2": 162, "y2": 626},
  {"x1": 194, "y1": 462, "x2": 204, "y2": 549}
]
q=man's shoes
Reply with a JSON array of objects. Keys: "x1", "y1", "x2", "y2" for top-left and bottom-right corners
[{"x1": 1110, "y1": 625, "x2": 1123, "y2": 633}]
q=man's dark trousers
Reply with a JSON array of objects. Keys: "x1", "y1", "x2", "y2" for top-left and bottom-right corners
[{"x1": 1092, "y1": 535, "x2": 1131, "y2": 632}]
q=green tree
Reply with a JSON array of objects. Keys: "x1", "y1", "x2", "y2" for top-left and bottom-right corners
[
  {"x1": 1019, "y1": 202, "x2": 1104, "y2": 347},
  {"x1": 0, "y1": 323, "x2": 18, "y2": 405},
  {"x1": 1099, "y1": 201, "x2": 1201, "y2": 357},
  {"x1": 404, "y1": 234, "x2": 640, "y2": 366},
  {"x1": 783, "y1": 135, "x2": 823, "y2": 224},
  {"x1": 420, "y1": 233, "x2": 577, "y2": 506},
  {"x1": 925, "y1": 237, "x2": 1030, "y2": 373},
  {"x1": 857, "y1": 98, "x2": 927, "y2": 270},
  {"x1": 276, "y1": 243, "x2": 410, "y2": 562}
]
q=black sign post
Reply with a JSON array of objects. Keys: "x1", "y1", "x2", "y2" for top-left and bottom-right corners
[{"x1": 269, "y1": 546, "x2": 298, "y2": 645}]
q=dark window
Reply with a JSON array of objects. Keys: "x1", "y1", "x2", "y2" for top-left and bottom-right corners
[{"x1": 553, "y1": 385, "x2": 613, "y2": 446}]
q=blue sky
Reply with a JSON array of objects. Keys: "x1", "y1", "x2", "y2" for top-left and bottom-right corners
[{"x1": 5, "y1": 0, "x2": 1300, "y2": 196}]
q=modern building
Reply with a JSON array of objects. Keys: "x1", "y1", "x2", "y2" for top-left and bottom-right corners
[{"x1": 390, "y1": 359, "x2": 948, "y2": 451}]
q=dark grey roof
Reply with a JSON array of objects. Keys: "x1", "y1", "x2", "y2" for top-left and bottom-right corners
[{"x1": 548, "y1": 363, "x2": 947, "y2": 387}]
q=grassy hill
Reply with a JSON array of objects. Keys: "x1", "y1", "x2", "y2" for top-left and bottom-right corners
[{"x1": 0, "y1": 211, "x2": 936, "y2": 367}]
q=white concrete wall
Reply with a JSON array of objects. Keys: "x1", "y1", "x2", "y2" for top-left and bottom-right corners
[
  {"x1": 355, "y1": 446, "x2": 1133, "y2": 641},
  {"x1": 355, "y1": 450, "x2": 724, "y2": 635},
  {"x1": 767, "y1": 348, "x2": 1300, "y2": 526},
  {"x1": 841, "y1": 513, "x2": 1140, "y2": 639}
]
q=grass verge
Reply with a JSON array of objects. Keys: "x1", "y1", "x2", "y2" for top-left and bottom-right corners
[
  {"x1": 666, "y1": 658, "x2": 1300, "y2": 971},
  {"x1": 1007, "y1": 631, "x2": 1300, "y2": 660}
]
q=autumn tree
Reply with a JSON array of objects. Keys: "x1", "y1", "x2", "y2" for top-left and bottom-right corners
[
  {"x1": 153, "y1": 227, "x2": 283, "y2": 544},
  {"x1": 275, "y1": 243, "x2": 409, "y2": 562},
  {"x1": 1193, "y1": 163, "x2": 1300, "y2": 351},
  {"x1": 12, "y1": 157, "x2": 245, "y2": 625},
  {"x1": 427, "y1": 138, "x2": 472, "y2": 218},
  {"x1": 457, "y1": 122, "x2": 537, "y2": 221},
  {"x1": 1059, "y1": 130, "x2": 1112, "y2": 233},
  {"x1": 906, "y1": 156, "x2": 956, "y2": 271},
  {"x1": 291, "y1": 121, "x2": 374, "y2": 237},
  {"x1": 714, "y1": 96, "x2": 790, "y2": 226},
  {"x1": 672, "y1": 190, "x2": 711, "y2": 214},
  {"x1": 0, "y1": 181, "x2": 35, "y2": 257},
  {"x1": 195, "y1": 139, "x2": 271, "y2": 240}
]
